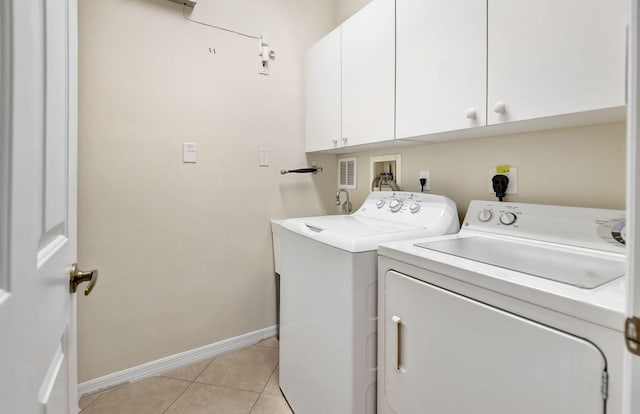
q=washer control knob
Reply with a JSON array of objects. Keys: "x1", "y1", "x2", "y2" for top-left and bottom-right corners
[
  {"x1": 409, "y1": 203, "x2": 421, "y2": 214},
  {"x1": 477, "y1": 209, "x2": 493, "y2": 222},
  {"x1": 499, "y1": 212, "x2": 517, "y2": 225},
  {"x1": 389, "y1": 199, "x2": 403, "y2": 212},
  {"x1": 376, "y1": 199, "x2": 386, "y2": 209}
]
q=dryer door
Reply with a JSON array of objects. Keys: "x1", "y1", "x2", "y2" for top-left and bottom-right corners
[{"x1": 383, "y1": 270, "x2": 606, "y2": 414}]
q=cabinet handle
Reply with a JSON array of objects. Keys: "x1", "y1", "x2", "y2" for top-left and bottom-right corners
[
  {"x1": 465, "y1": 108, "x2": 477, "y2": 119},
  {"x1": 493, "y1": 101, "x2": 506, "y2": 114},
  {"x1": 392, "y1": 315, "x2": 402, "y2": 372},
  {"x1": 332, "y1": 137, "x2": 339, "y2": 146},
  {"x1": 341, "y1": 136, "x2": 348, "y2": 145}
]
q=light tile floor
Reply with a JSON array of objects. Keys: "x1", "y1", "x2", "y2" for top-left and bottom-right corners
[{"x1": 79, "y1": 337, "x2": 292, "y2": 414}]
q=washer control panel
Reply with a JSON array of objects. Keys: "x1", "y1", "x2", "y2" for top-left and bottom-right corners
[
  {"x1": 369, "y1": 193, "x2": 430, "y2": 215},
  {"x1": 463, "y1": 200, "x2": 626, "y2": 253},
  {"x1": 357, "y1": 191, "x2": 459, "y2": 228}
]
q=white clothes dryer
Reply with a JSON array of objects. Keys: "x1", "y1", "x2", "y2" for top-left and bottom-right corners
[
  {"x1": 377, "y1": 200, "x2": 626, "y2": 414},
  {"x1": 279, "y1": 192, "x2": 459, "y2": 414}
]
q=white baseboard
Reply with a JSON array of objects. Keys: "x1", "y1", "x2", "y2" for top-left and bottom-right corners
[{"x1": 78, "y1": 325, "x2": 277, "y2": 396}]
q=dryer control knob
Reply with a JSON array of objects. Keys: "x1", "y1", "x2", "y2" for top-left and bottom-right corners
[
  {"x1": 477, "y1": 209, "x2": 493, "y2": 222},
  {"x1": 376, "y1": 199, "x2": 386, "y2": 209},
  {"x1": 389, "y1": 199, "x2": 403, "y2": 212},
  {"x1": 499, "y1": 212, "x2": 517, "y2": 225},
  {"x1": 409, "y1": 203, "x2": 421, "y2": 213}
]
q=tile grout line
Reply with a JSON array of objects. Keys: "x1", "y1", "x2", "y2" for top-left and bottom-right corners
[
  {"x1": 161, "y1": 379, "x2": 195, "y2": 414},
  {"x1": 247, "y1": 362, "x2": 280, "y2": 414},
  {"x1": 190, "y1": 379, "x2": 267, "y2": 395},
  {"x1": 260, "y1": 363, "x2": 279, "y2": 394},
  {"x1": 161, "y1": 357, "x2": 217, "y2": 414},
  {"x1": 158, "y1": 356, "x2": 217, "y2": 382}
]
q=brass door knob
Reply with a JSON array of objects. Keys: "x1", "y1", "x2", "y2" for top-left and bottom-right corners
[{"x1": 69, "y1": 263, "x2": 98, "y2": 296}]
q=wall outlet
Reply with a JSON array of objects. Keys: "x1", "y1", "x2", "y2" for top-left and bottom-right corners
[
  {"x1": 488, "y1": 166, "x2": 518, "y2": 194},
  {"x1": 183, "y1": 143, "x2": 197, "y2": 163},
  {"x1": 419, "y1": 170, "x2": 431, "y2": 191}
]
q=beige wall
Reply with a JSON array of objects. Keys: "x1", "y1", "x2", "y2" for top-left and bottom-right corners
[
  {"x1": 341, "y1": 122, "x2": 627, "y2": 219},
  {"x1": 335, "y1": 0, "x2": 373, "y2": 23},
  {"x1": 77, "y1": 0, "x2": 337, "y2": 382}
]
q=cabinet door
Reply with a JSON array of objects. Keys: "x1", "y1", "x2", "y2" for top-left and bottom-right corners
[
  {"x1": 488, "y1": 0, "x2": 627, "y2": 125},
  {"x1": 305, "y1": 27, "x2": 341, "y2": 152},
  {"x1": 383, "y1": 270, "x2": 606, "y2": 414},
  {"x1": 341, "y1": 0, "x2": 395, "y2": 147},
  {"x1": 396, "y1": 0, "x2": 486, "y2": 139}
]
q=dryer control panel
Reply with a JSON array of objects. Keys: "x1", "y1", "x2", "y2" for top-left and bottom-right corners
[{"x1": 463, "y1": 201, "x2": 626, "y2": 253}]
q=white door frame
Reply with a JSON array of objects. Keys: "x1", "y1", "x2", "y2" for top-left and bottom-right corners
[
  {"x1": 625, "y1": 0, "x2": 640, "y2": 413},
  {"x1": 0, "y1": 0, "x2": 10, "y2": 301},
  {"x1": 623, "y1": 0, "x2": 640, "y2": 414}
]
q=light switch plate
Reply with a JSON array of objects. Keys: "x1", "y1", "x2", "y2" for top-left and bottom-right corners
[
  {"x1": 259, "y1": 148, "x2": 269, "y2": 166},
  {"x1": 183, "y1": 143, "x2": 197, "y2": 163}
]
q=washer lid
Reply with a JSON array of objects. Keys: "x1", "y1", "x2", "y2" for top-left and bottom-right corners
[
  {"x1": 282, "y1": 215, "x2": 430, "y2": 253},
  {"x1": 415, "y1": 236, "x2": 625, "y2": 289},
  {"x1": 303, "y1": 215, "x2": 423, "y2": 237}
]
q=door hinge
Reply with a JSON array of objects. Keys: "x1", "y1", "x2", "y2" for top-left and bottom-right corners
[
  {"x1": 625, "y1": 316, "x2": 640, "y2": 356},
  {"x1": 601, "y1": 371, "x2": 609, "y2": 401}
]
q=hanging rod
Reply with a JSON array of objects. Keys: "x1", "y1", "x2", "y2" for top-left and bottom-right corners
[{"x1": 280, "y1": 166, "x2": 323, "y2": 175}]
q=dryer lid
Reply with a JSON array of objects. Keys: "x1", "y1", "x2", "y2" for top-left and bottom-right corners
[{"x1": 415, "y1": 236, "x2": 625, "y2": 289}]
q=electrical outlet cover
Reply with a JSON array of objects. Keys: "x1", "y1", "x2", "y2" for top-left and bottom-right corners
[{"x1": 488, "y1": 166, "x2": 518, "y2": 194}]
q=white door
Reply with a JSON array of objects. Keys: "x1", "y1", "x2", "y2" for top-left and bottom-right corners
[
  {"x1": 395, "y1": 0, "x2": 486, "y2": 139},
  {"x1": 341, "y1": 0, "x2": 395, "y2": 147},
  {"x1": 624, "y1": 2, "x2": 640, "y2": 413},
  {"x1": 384, "y1": 270, "x2": 607, "y2": 414},
  {"x1": 0, "y1": 1, "x2": 86, "y2": 413},
  {"x1": 487, "y1": 0, "x2": 627, "y2": 125}
]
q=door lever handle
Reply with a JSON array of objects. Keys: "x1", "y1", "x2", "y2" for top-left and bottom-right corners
[{"x1": 69, "y1": 263, "x2": 98, "y2": 296}]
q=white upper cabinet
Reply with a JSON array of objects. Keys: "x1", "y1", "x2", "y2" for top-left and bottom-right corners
[
  {"x1": 305, "y1": 0, "x2": 395, "y2": 152},
  {"x1": 488, "y1": 0, "x2": 628, "y2": 125},
  {"x1": 341, "y1": 0, "x2": 396, "y2": 147},
  {"x1": 396, "y1": 0, "x2": 487, "y2": 139},
  {"x1": 307, "y1": 0, "x2": 627, "y2": 151},
  {"x1": 305, "y1": 27, "x2": 341, "y2": 152}
]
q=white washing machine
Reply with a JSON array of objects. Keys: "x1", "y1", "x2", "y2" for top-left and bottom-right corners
[
  {"x1": 279, "y1": 191, "x2": 460, "y2": 414},
  {"x1": 377, "y1": 200, "x2": 627, "y2": 414}
]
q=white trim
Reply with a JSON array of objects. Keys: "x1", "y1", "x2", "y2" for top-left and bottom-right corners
[
  {"x1": 624, "y1": 1, "x2": 640, "y2": 413},
  {"x1": 77, "y1": 325, "x2": 278, "y2": 396},
  {"x1": 0, "y1": 0, "x2": 11, "y2": 294}
]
